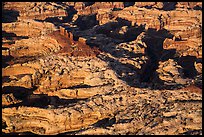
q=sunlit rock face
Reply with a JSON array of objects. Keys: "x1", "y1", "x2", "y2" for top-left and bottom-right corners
[{"x1": 2, "y1": 2, "x2": 202, "y2": 135}]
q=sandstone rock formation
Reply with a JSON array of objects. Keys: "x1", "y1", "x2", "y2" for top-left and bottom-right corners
[
  {"x1": 3, "y1": 2, "x2": 67, "y2": 20},
  {"x1": 2, "y1": 2, "x2": 202, "y2": 135}
]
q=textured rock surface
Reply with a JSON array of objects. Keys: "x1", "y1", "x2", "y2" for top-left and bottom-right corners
[
  {"x1": 2, "y1": 2, "x2": 202, "y2": 135},
  {"x1": 3, "y1": 2, "x2": 67, "y2": 20}
]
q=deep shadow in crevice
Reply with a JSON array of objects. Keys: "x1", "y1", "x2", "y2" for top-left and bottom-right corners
[
  {"x1": 94, "y1": 17, "x2": 144, "y2": 43},
  {"x1": 116, "y1": 118, "x2": 134, "y2": 124},
  {"x1": 160, "y1": 49, "x2": 177, "y2": 61},
  {"x1": 98, "y1": 54, "x2": 142, "y2": 87},
  {"x1": 140, "y1": 28, "x2": 174, "y2": 83},
  {"x1": 181, "y1": 129, "x2": 202, "y2": 135},
  {"x1": 43, "y1": 16, "x2": 64, "y2": 24},
  {"x1": 2, "y1": 86, "x2": 87, "y2": 108},
  {"x1": 66, "y1": 84, "x2": 110, "y2": 89},
  {"x1": 2, "y1": 86, "x2": 37, "y2": 100},
  {"x1": 2, "y1": 55, "x2": 14, "y2": 68},
  {"x1": 2, "y1": 9, "x2": 19, "y2": 23},
  {"x1": 162, "y1": 2, "x2": 177, "y2": 11},
  {"x1": 92, "y1": 117, "x2": 116, "y2": 128},
  {"x1": 64, "y1": 6, "x2": 78, "y2": 22},
  {"x1": 177, "y1": 55, "x2": 198, "y2": 78},
  {"x1": 95, "y1": 21, "x2": 120, "y2": 35},
  {"x1": 84, "y1": 2, "x2": 95, "y2": 7},
  {"x1": 116, "y1": 17, "x2": 132, "y2": 26},
  {"x1": 124, "y1": 2, "x2": 135, "y2": 7},
  {"x1": 24, "y1": 95, "x2": 87, "y2": 108},
  {"x1": 67, "y1": 84, "x2": 93, "y2": 89},
  {"x1": 2, "y1": 31, "x2": 29, "y2": 40},
  {"x1": 2, "y1": 86, "x2": 48, "y2": 108},
  {"x1": 193, "y1": 5, "x2": 202, "y2": 10},
  {"x1": 144, "y1": 5, "x2": 153, "y2": 9},
  {"x1": 113, "y1": 7, "x2": 123, "y2": 11},
  {"x1": 74, "y1": 14, "x2": 99, "y2": 31},
  {"x1": 5, "y1": 55, "x2": 43, "y2": 66}
]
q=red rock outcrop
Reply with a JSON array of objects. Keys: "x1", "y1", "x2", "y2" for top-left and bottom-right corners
[{"x1": 49, "y1": 30, "x2": 100, "y2": 57}]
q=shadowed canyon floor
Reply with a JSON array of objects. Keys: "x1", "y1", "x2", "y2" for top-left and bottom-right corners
[{"x1": 2, "y1": 2, "x2": 202, "y2": 135}]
